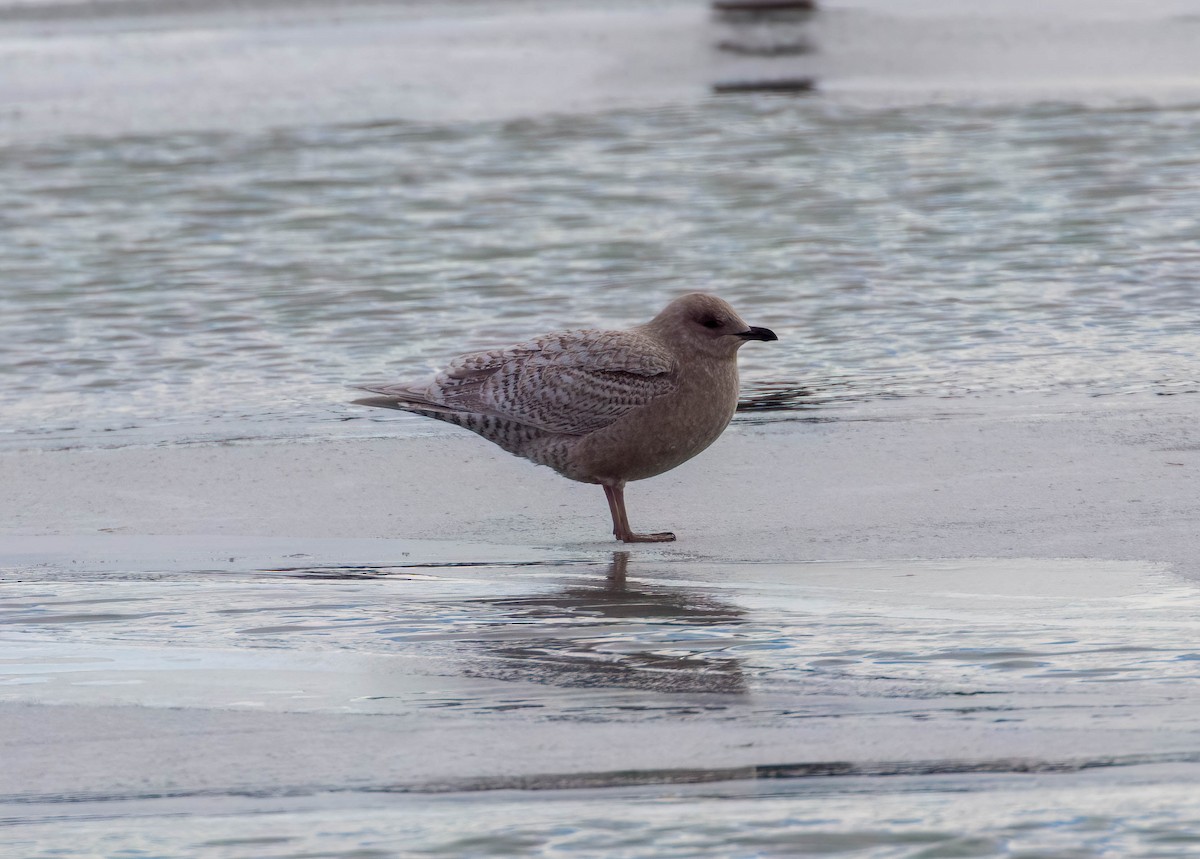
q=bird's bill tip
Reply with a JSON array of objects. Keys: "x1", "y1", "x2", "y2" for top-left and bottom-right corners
[{"x1": 738, "y1": 326, "x2": 778, "y2": 342}]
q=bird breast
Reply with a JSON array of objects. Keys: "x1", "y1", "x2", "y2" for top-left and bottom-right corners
[{"x1": 566, "y1": 356, "x2": 741, "y2": 484}]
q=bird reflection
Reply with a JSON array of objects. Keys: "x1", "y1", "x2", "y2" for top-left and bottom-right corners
[
  {"x1": 464, "y1": 552, "x2": 748, "y2": 695},
  {"x1": 712, "y1": 0, "x2": 819, "y2": 92}
]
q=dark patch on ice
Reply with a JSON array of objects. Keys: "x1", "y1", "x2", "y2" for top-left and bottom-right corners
[
  {"x1": 15, "y1": 750, "x2": 1200, "y2": 808},
  {"x1": 264, "y1": 559, "x2": 591, "y2": 579},
  {"x1": 735, "y1": 378, "x2": 906, "y2": 416},
  {"x1": 390, "y1": 750, "x2": 1200, "y2": 794}
]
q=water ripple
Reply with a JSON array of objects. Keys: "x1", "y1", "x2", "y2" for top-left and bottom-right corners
[{"x1": 3, "y1": 100, "x2": 1198, "y2": 447}]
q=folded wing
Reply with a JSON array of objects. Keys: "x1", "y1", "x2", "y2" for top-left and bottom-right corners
[{"x1": 359, "y1": 329, "x2": 677, "y2": 435}]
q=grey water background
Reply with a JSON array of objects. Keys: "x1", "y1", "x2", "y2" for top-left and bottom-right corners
[{"x1": 3, "y1": 3, "x2": 1199, "y2": 449}]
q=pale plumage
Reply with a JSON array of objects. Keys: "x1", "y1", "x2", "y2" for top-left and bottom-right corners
[
  {"x1": 355, "y1": 293, "x2": 777, "y2": 542},
  {"x1": 371, "y1": 329, "x2": 675, "y2": 434}
]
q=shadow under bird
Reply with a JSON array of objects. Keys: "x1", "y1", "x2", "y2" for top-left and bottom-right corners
[{"x1": 354, "y1": 293, "x2": 777, "y2": 543}]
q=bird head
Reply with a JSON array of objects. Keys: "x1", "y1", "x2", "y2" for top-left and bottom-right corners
[{"x1": 646, "y1": 293, "x2": 777, "y2": 358}]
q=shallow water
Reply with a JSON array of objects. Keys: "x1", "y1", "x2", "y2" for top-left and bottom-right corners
[
  {"x1": 4, "y1": 552, "x2": 1200, "y2": 857},
  {"x1": 2, "y1": 3, "x2": 1199, "y2": 450},
  {"x1": 7, "y1": 555, "x2": 1200, "y2": 714},
  {"x1": 16, "y1": 774, "x2": 1200, "y2": 859}
]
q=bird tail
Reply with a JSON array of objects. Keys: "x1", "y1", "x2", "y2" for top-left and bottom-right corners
[
  {"x1": 352, "y1": 384, "x2": 551, "y2": 457},
  {"x1": 351, "y1": 384, "x2": 464, "y2": 417}
]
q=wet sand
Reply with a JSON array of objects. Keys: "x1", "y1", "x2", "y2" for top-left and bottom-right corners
[
  {"x1": 3, "y1": 393, "x2": 1198, "y2": 569},
  {"x1": 4, "y1": 393, "x2": 1200, "y2": 854},
  {"x1": 4, "y1": 545, "x2": 1200, "y2": 854}
]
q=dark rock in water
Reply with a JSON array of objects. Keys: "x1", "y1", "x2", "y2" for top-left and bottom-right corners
[
  {"x1": 712, "y1": 77, "x2": 817, "y2": 94},
  {"x1": 713, "y1": 0, "x2": 816, "y2": 10}
]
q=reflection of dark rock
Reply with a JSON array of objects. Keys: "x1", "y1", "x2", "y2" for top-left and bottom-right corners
[
  {"x1": 713, "y1": 78, "x2": 816, "y2": 94},
  {"x1": 713, "y1": 2, "x2": 816, "y2": 33},
  {"x1": 712, "y1": 0, "x2": 818, "y2": 88},
  {"x1": 466, "y1": 552, "x2": 748, "y2": 695},
  {"x1": 714, "y1": 16, "x2": 815, "y2": 60},
  {"x1": 713, "y1": 0, "x2": 816, "y2": 12},
  {"x1": 716, "y1": 37, "x2": 814, "y2": 57}
]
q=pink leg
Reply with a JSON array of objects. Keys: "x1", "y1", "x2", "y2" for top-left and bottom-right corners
[{"x1": 602, "y1": 483, "x2": 676, "y2": 543}]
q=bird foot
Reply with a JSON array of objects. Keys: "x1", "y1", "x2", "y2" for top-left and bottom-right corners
[{"x1": 618, "y1": 531, "x2": 676, "y2": 543}]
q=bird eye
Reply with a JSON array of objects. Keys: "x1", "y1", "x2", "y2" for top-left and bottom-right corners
[{"x1": 699, "y1": 316, "x2": 722, "y2": 329}]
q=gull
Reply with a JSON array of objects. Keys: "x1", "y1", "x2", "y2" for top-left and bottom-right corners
[{"x1": 354, "y1": 293, "x2": 777, "y2": 542}]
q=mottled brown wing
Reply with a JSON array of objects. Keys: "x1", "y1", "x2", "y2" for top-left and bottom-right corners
[{"x1": 365, "y1": 329, "x2": 676, "y2": 435}]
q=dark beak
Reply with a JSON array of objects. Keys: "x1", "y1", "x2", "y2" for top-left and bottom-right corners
[{"x1": 738, "y1": 326, "x2": 778, "y2": 342}]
